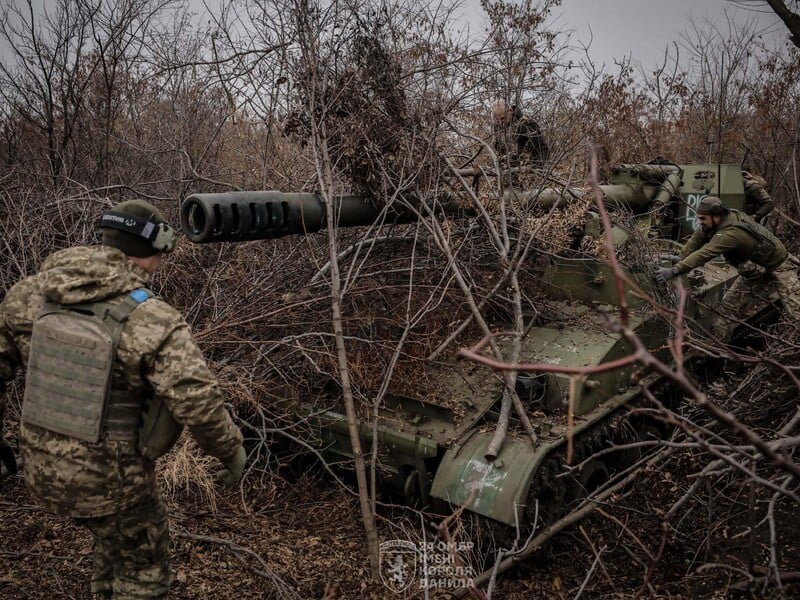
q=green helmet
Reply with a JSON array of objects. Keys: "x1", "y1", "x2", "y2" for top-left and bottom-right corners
[{"x1": 100, "y1": 199, "x2": 177, "y2": 257}]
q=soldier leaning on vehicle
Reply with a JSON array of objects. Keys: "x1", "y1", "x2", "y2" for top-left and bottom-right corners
[{"x1": 654, "y1": 196, "x2": 800, "y2": 341}]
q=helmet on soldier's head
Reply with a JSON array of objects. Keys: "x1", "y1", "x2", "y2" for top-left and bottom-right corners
[
  {"x1": 100, "y1": 199, "x2": 177, "y2": 257},
  {"x1": 696, "y1": 196, "x2": 728, "y2": 216}
]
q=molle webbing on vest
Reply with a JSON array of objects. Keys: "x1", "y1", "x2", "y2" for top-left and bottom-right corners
[
  {"x1": 22, "y1": 289, "x2": 152, "y2": 443},
  {"x1": 725, "y1": 212, "x2": 787, "y2": 268},
  {"x1": 105, "y1": 389, "x2": 142, "y2": 441}
]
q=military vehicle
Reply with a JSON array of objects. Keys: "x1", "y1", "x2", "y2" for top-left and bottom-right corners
[{"x1": 180, "y1": 162, "x2": 768, "y2": 528}]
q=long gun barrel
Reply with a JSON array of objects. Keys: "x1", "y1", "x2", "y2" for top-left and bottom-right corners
[
  {"x1": 181, "y1": 191, "x2": 393, "y2": 243},
  {"x1": 181, "y1": 163, "x2": 683, "y2": 244},
  {"x1": 503, "y1": 163, "x2": 682, "y2": 212}
]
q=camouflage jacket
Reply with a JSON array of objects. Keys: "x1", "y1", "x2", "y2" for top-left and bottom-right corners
[
  {"x1": 0, "y1": 246, "x2": 243, "y2": 517},
  {"x1": 676, "y1": 210, "x2": 787, "y2": 274}
]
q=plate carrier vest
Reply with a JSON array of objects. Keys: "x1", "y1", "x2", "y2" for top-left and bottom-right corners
[
  {"x1": 22, "y1": 288, "x2": 152, "y2": 443},
  {"x1": 719, "y1": 210, "x2": 787, "y2": 268}
]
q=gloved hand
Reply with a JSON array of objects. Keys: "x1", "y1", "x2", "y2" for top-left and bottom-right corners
[
  {"x1": 658, "y1": 254, "x2": 681, "y2": 264},
  {"x1": 737, "y1": 260, "x2": 764, "y2": 279},
  {"x1": 0, "y1": 439, "x2": 18, "y2": 478},
  {"x1": 653, "y1": 266, "x2": 678, "y2": 284},
  {"x1": 215, "y1": 445, "x2": 246, "y2": 489}
]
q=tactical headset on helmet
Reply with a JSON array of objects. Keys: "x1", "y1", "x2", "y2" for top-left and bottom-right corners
[
  {"x1": 100, "y1": 199, "x2": 177, "y2": 257},
  {"x1": 695, "y1": 196, "x2": 728, "y2": 216}
]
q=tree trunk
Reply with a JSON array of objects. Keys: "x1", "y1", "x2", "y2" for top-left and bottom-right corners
[{"x1": 311, "y1": 121, "x2": 380, "y2": 579}]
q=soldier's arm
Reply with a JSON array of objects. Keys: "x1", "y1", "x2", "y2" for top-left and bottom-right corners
[
  {"x1": 0, "y1": 296, "x2": 23, "y2": 429},
  {"x1": 0, "y1": 300, "x2": 21, "y2": 477},
  {"x1": 493, "y1": 124, "x2": 508, "y2": 158},
  {"x1": 0, "y1": 379, "x2": 16, "y2": 478},
  {"x1": 749, "y1": 183, "x2": 774, "y2": 221},
  {"x1": 675, "y1": 230, "x2": 740, "y2": 273},
  {"x1": 0, "y1": 337, "x2": 11, "y2": 430},
  {"x1": 679, "y1": 229, "x2": 705, "y2": 259},
  {"x1": 517, "y1": 119, "x2": 546, "y2": 159},
  {"x1": 146, "y1": 318, "x2": 243, "y2": 464}
]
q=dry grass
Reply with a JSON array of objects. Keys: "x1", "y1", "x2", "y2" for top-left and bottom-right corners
[{"x1": 158, "y1": 435, "x2": 219, "y2": 512}]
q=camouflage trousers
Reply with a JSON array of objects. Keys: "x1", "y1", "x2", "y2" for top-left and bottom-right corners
[
  {"x1": 76, "y1": 492, "x2": 170, "y2": 599},
  {"x1": 712, "y1": 259, "x2": 800, "y2": 340}
]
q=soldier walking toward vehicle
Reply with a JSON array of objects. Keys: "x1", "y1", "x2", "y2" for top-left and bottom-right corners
[
  {"x1": 0, "y1": 200, "x2": 246, "y2": 599},
  {"x1": 492, "y1": 100, "x2": 549, "y2": 168},
  {"x1": 742, "y1": 170, "x2": 774, "y2": 223},
  {"x1": 654, "y1": 196, "x2": 800, "y2": 340}
]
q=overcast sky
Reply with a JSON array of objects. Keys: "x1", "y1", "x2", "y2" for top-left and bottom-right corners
[
  {"x1": 184, "y1": 0, "x2": 787, "y2": 70},
  {"x1": 7, "y1": 0, "x2": 789, "y2": 74},
  {"x1": 528, "y1": 0, "x2": 785, "y2": 69}
]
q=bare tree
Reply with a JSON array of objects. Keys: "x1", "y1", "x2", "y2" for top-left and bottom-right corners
[
  {"x1": 731, "y1": 0, "x2": 800, "y2": 47},
  {"x1": 3, "y1": 0, "x2": 800, "y2": 597}
]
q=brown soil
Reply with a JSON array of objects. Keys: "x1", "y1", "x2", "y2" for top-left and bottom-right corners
[{"x1": 2, "y1": 450, "x2": 799, "y2": 600}]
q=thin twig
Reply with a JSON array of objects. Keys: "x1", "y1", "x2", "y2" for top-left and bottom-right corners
[{"x1": 172, "y1": 528, "x2": 300, "y2": 599}]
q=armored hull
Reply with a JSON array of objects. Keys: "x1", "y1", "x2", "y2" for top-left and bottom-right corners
[{"x1": 182, "y1": 161, "x2": 775, "y2": 529}]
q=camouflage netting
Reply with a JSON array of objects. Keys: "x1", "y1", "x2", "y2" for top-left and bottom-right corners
[
  {"x1": 0, "y1": 159, "x2": 695, "y2": 442},
  {"x1": 709, "y1": 325, "x2": 800, "y2": 427},
  {"x1": 173, "y1": 222, "x2": 550, "y2": 418},
  {"x1": 170, "y1": 187, "x2": 673, "y2": 434},
  {"x1": 286, "y1": 21, "x2": 449, "y2": 209}
]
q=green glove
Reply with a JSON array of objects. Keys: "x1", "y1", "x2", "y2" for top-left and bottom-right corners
[{"x1": 215, "y1": 445, "x2": 246, "y2": 489}]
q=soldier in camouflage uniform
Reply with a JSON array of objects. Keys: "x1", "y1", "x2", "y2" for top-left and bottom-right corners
[
  {"x1": 654, "y1": 196, "x2": 800, "y2": 340},
  {"x1": 492, "y1": 100, "x2": 549, "y2": 168},
  {"x1": 0, "y1": 200, "x2": 246, "y2": 599},
  {"x1": 742, "y1": 171, "x2": 774, "y2": 223}
]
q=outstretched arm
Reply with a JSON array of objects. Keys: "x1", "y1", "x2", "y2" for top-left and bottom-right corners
[{"x1": 675, "y1": 229, "x2": 741, "y2": 273}]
